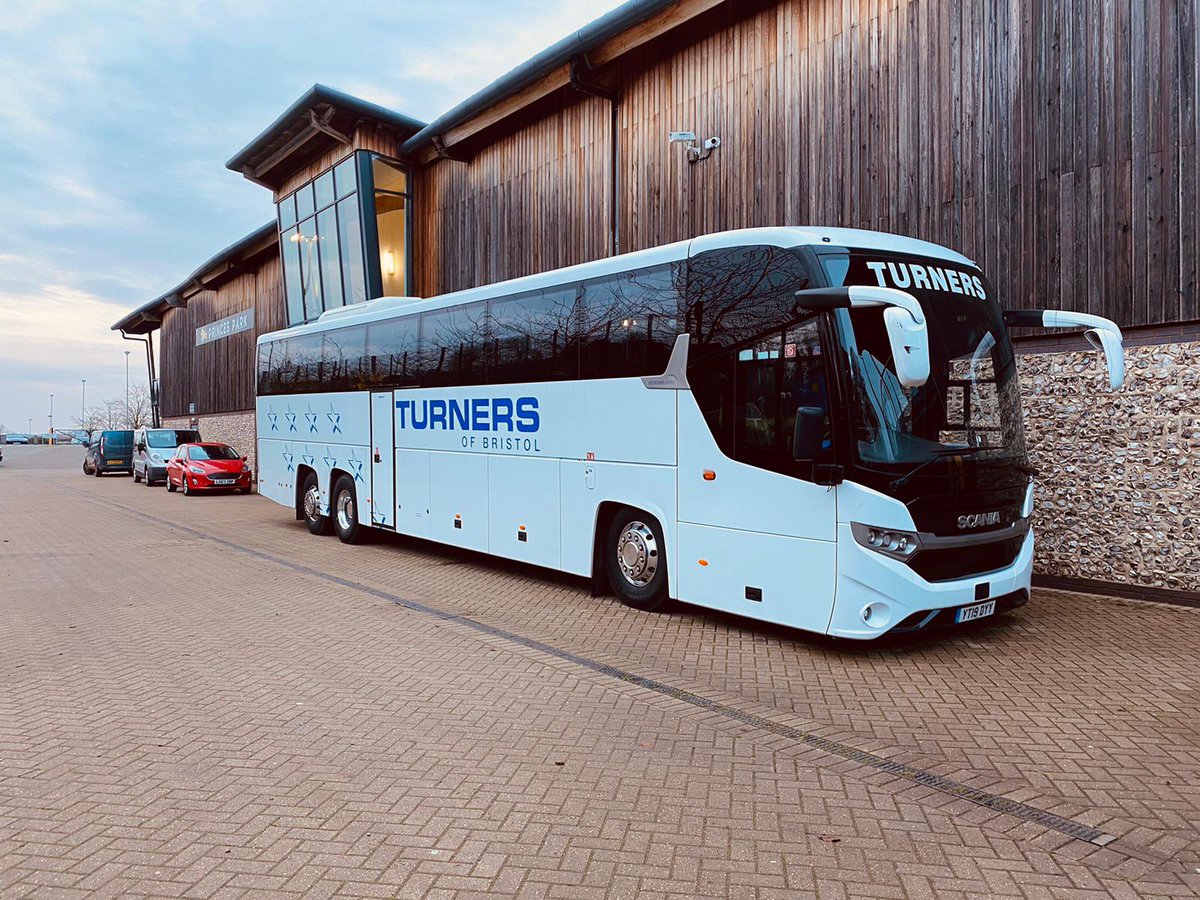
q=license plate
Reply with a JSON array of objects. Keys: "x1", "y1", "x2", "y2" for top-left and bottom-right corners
[
  {"x1": 212, "y1": 478, "x2": 235, "y2": 485},
  {"x1": 107, "y1": 459, "x2": 122, "y2": 464},
  {"x1": 955, "y1": 600, "x2": 996, "y2": 624}
]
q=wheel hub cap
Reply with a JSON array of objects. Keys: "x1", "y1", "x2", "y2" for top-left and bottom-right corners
[
  {"x1": 336, "y1": 492, "x2": 354, "y2": 531},
  {"x1": 616, "y1": 521, "x2": 658, "y2": 587},
  {"x1": 303, "y1": 486, "x2": 320, "y2": 519}
]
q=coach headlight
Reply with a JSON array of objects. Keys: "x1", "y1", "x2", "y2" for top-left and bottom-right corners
[{"x1": 851, "y1": 522, "x2": 921, "y2": 560}]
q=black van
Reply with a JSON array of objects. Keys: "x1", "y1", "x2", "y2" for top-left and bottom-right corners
[{"x1": 83, "y1": 430, "x2": 135, "y2": 476}]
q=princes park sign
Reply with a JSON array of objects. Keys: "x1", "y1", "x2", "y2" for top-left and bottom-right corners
[{"x1": 196, "y1": 309, "x2": 255, "y2": 346}]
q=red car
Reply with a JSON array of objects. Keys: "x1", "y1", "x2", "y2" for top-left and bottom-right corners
[{"x1": 165, "y1": 443, "x2": 253, "y2": 495}]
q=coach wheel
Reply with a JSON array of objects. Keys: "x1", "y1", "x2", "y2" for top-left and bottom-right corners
[
  {"x1": 605, "y1": 508, "x2": 669, "y2": 612},
  {"x1": 332, "y1": 475, "x2": 365, "y2": 545},
  {"x1": 301, "y1": 472, "x2": 331, "y2": 535}
]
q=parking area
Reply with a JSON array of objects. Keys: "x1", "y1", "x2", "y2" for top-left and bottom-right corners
[{"x1": 1, "y1": 444, "x2": 1198, "y2": 898}]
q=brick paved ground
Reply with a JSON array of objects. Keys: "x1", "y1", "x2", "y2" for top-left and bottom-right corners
[{"x1": 1, "y1": 444, "x2": 1198, "y2": 898}]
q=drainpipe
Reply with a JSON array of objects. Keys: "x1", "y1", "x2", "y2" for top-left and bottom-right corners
[
  {"x1": 120, "y1": 330, "x2": 159, "y2": 428},
  {"x1": 569, "y1": 55, "x2": 619, "y2": 256}
]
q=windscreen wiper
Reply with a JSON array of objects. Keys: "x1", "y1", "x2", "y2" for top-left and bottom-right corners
[{"x1": 889, "y1": 446, "x2": 986, "y2": 491}]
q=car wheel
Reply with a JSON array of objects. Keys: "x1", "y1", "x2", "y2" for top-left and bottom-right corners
[
  {"x1": 93, "y1": 465, "x2": 102, "y2": 477},
  {"x1": 133, "y1": 467, "x2": 142, "y2": 483},
  {"x1": 332, "y1": 475, "x2": 365, "y2": 544},
  {"x1": 301, "y1": 472, "x2": 331, "y2": 535},
  {"x1": 605, "y1": 508, "x2": 670, "y2": 612},
  {"x1": 166, "y1": 474, "x2": 176, "y2": 492},
  {"x1": 182, "y1": 476, "x2": 191, "y2": 496}
]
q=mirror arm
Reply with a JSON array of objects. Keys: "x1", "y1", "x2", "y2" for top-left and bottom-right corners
[{"x1": 1003, "y1": 308, "x2": 1126, "y2": 390}]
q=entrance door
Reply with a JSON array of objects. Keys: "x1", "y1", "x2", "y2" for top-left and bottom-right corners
[{"x1": 370, "y1": 391, "x2": 396, "y2": 527}]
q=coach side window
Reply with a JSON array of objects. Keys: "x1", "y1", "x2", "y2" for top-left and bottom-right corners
[
  {"x1": 364, "y1": 316, "x2": 420, "y2": 388},
  {"x1": 579, "y1": 263, "x2": 683, "y2": 380},
  {"x1": 323, "y1": 326, "x2": 366, "y2": 391},
  {"x1": 489, "y1": 285, "x2": 579, "y2": 383},
  {"x1": 419, "y1": 301, "x2": 488, "y2": 387},
  {"x1": 685, "y1": 246, "x2": 832, "y2": 476}
]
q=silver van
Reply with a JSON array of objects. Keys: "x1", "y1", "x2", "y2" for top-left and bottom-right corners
[{"x1": 132, "y1": 427, "x2": 201, "y2": 485}]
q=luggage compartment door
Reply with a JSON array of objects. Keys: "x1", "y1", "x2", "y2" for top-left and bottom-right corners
[{"x1": 370, "y1": 391, "x2": 396, "y2": 527}]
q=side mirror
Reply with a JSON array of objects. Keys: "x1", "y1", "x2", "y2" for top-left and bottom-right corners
[
  {"x1": 1084, "y1": 327, "x2": 1126, "y2": 390},
  {"x1": 792, "y1": 407, "x2": 826, "y2": 460},
  {"x1": 883, "y1": 306, "x2": 930, "y2": 388}
]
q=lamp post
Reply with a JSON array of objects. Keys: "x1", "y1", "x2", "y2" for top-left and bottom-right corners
[
  {"x1": 124, "y1": 350, "x2": 131, "y2": 427},
  {"x1": 49, "y1": 393, "x2": 54, "y2": 441},
  {"x1": 81, "y1": 378, "x2": 86, "y2": 436}
]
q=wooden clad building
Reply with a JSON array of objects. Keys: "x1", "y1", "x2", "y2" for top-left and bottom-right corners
[{"x1": 114, "y1": 0, "x2": 1199, "y2": 597}]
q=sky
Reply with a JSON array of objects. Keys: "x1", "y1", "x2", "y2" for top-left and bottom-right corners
[{"x1": 0, "y1": 0, "x2": 623, "y2": 435}]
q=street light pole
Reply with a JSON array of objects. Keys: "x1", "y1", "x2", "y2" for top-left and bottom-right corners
[
  {"x1": 81, "y1": 378, "x2": 87, "y2": 437},
  {"x1": 124, "y1": 350, "x2": 131, "y2": 427},
  {"x1": 49, "y1": 393, "x2": 54, "y2": 440}
]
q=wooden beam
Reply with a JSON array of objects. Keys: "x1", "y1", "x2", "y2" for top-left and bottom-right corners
[
  {"x1": 418, "y1": 0, "x2": 731, "y2": 163},
  {"x1": 309, "y1": 107, "x2": 352, "y2": 145},
  {"x1": 251, "y1": 122, "x2": 323, "y2": 182}
]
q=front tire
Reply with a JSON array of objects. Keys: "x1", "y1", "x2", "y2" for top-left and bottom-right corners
[
  {"x1": 182, "y1": 476, "x2": 191, "y2": 496},
  {"x1": 331, "y1": 475, "x2": 365, "y2": 544},
  {"x1": 166, "y1": 475, "x2": 176, "y2": 492},
  {"x1": 133, "y1": 467, "x2": 142, "y2": 483},
  {"x1": 301, "y1": 472, "x2": 331, "y2": 535},
  {"x1": 605, "y1": 508, "x2": 670, "y2": 611}
]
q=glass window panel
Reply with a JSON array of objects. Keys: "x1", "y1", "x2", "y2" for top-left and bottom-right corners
[
  {"x1": 322, "y1": 326, "x2": 366, "y2": 391},
  {"x1": 488, "y1": 286, "x2": 579, "y2": 383},
  {"x1": 337, "y1": 196, "x2": 367, "y2": 305},
  {"x1": 334, "y1": 156, "x2": 357, "y2": 198},
  {"x1": 281, "y1": 228, "x2": 306, "y2": 326},
  {"x1": 297, "y1": 217, "x2": 323, "y2": 321},
  {"x1": 286, "y1": 333, "x2": 323, "y2": 391},
  {"x1": 419, "y1": 303, "x2": 487, "y2": 387},
  {"x1": 295, "y1": 182, "x2": 315, "y2": 220},
  {"x1": 365, "y1": 316, "x2": 420, "y2": 387},
  {"x1": 372, "y1": 157, "x2": 408, "y2": 194},
  {"x1": 375, "y1": 191, "x2": 407, "y2": 296},
  {"x1": 314, "y1": 170, "x2": 335, "y2": 211},
  {"x1": 579, "y1": 264, "x2": 682, "y2": 379},
  {"x1": 277, "y1": 192, "x2": 297, "y2": 230},
  {"x1": 316, "y1": 206, "x2": 344, "y2": 310}
]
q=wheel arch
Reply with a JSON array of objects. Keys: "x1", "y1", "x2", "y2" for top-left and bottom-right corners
[{"x1": 589, "y1": 498, "x2": 676, "y2": 599}]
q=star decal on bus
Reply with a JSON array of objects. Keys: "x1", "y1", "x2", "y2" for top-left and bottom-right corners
[
  {"x1": 322, "y1": 449, "x2": 338, "y2": 469},
  {"x1": 304, "y1": 406, "x2": 320, "y2": 433},
  {"x1": 282, "y1": 447, "x2": 295, "y2": 472},
  {"x1": 347, "y1": 451, "x2": 365, "y2": 483},
  {"x1": 327, "y1": 405, "x2": 342, "y2": 434},
  {"x1": 301, "y1": 447, "x2": 315, "y2": 468},
  {"x1": 284, "y1": 407, "x2": 298, "y2": 432},
  {"x1": 267, "y1": 409, "x2": 279, "y2": 432}
]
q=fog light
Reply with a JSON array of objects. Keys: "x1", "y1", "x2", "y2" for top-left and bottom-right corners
[{"x1": 862, "y1": 602, "x2": 892, "y2": 629}]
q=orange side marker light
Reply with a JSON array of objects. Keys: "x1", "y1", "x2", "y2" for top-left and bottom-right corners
[
  {"x1": 702, "y1": 470, "x2": 716, "y2": 481},
  {"x1": 698, "y1": 559, "x2": 709, "y2": 567}
]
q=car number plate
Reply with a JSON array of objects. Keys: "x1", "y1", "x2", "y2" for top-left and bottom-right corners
[
  {"x1": 107, "y1": 459, "x2": 122, "y2": 464},
  {"x1": 212, "y1": 478, "x2": 235, "y2": 485},
  {"x1": 955, "y1": 600, "x2": 996, "y2": 624}
]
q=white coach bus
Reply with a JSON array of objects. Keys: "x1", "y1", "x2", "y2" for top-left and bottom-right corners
[{"x1": 256, "y1": 227, "x2": 1125, "y2": 639}]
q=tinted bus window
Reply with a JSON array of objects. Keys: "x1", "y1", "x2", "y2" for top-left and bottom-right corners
[
  {"x1": 323, "y1": 326, "x2": 366, "y2": 390},
  {"x1": 420, "y1": 302, "x2": 487, "y2": 387},
  {"x1": 579, "y1": 264, "x2": 682, "y2": 380},
  {"x1": 488, "y1": 285, "x2": 579, "y2": 383},
  {"x1": 365, "y1": 316, "x2": 420, "y2": 387}
]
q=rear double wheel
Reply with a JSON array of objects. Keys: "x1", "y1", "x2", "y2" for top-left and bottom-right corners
[
  {"x1": 605, "y1": 507, "x2": 670, "y2": 612},
  {"x1": 331, "y1": 475, "x2": 365, "y2": 544}
]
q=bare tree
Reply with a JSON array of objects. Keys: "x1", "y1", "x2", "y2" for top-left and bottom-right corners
[
  {"x1": 125, "y1": 382, "x2": 152, "y2": 428},
  {"x1": 74, "y1": 407, "x2": 109, "y2": 439}
]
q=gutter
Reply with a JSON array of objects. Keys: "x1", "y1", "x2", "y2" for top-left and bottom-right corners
[{"x1": 399, "y1": 0, "x2": 678, "y2": 158}]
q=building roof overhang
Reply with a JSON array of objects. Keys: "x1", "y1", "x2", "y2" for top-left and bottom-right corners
[
  {"x1": 225, "y1": 84, "x2": 426, "y2": 190},
  {"x1": 111, "y1": 223, "x2": 277, "y2": 335}
]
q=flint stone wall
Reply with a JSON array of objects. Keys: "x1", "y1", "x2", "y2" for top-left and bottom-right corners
[
  {"x1": 1019, "y1": 340, "x2": 1199, "y2": 592},
  {"x1": 164, "y1": 411, "x2": 257, "y2": 485}
]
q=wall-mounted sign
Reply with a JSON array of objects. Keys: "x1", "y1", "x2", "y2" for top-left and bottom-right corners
[{"x1": 196, "y1": 309, "x2": 255, "y2": 346}]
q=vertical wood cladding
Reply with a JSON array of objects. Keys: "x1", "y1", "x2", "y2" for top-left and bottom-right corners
[
  {"x1": 159, "y1": 254, "x2": 283, "y2": 418},
  {"x1": 413, "y1": 94, "x2": 614, "y2": 296},
  {"x1": 415, "y1": 0, "x2": 1196, "y2": 326}
]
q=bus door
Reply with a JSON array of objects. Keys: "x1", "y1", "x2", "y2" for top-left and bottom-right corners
[
  {"x1": 677, "y1": 316, "x2": 838, "y2": 633},
  {"x1": 370, "y1": 391, "x2": 396, "y2": 528}
]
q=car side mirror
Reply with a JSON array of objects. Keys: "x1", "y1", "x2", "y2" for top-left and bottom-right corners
[{"x1": 792, "y1": 407, "x2": 826, "y2": 461}]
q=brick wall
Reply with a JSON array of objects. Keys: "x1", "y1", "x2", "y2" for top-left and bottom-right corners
[{"x1": 1019, "y1": 340, "x2": 1200, "y2": 593}]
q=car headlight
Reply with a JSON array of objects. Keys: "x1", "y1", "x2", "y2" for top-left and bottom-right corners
[
  {"x1": 187, "y1": 465, "x2": 205, "y2": 475},
  {"x1": 851, "y1": 522, "x2": 921, "y2": 560}
]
